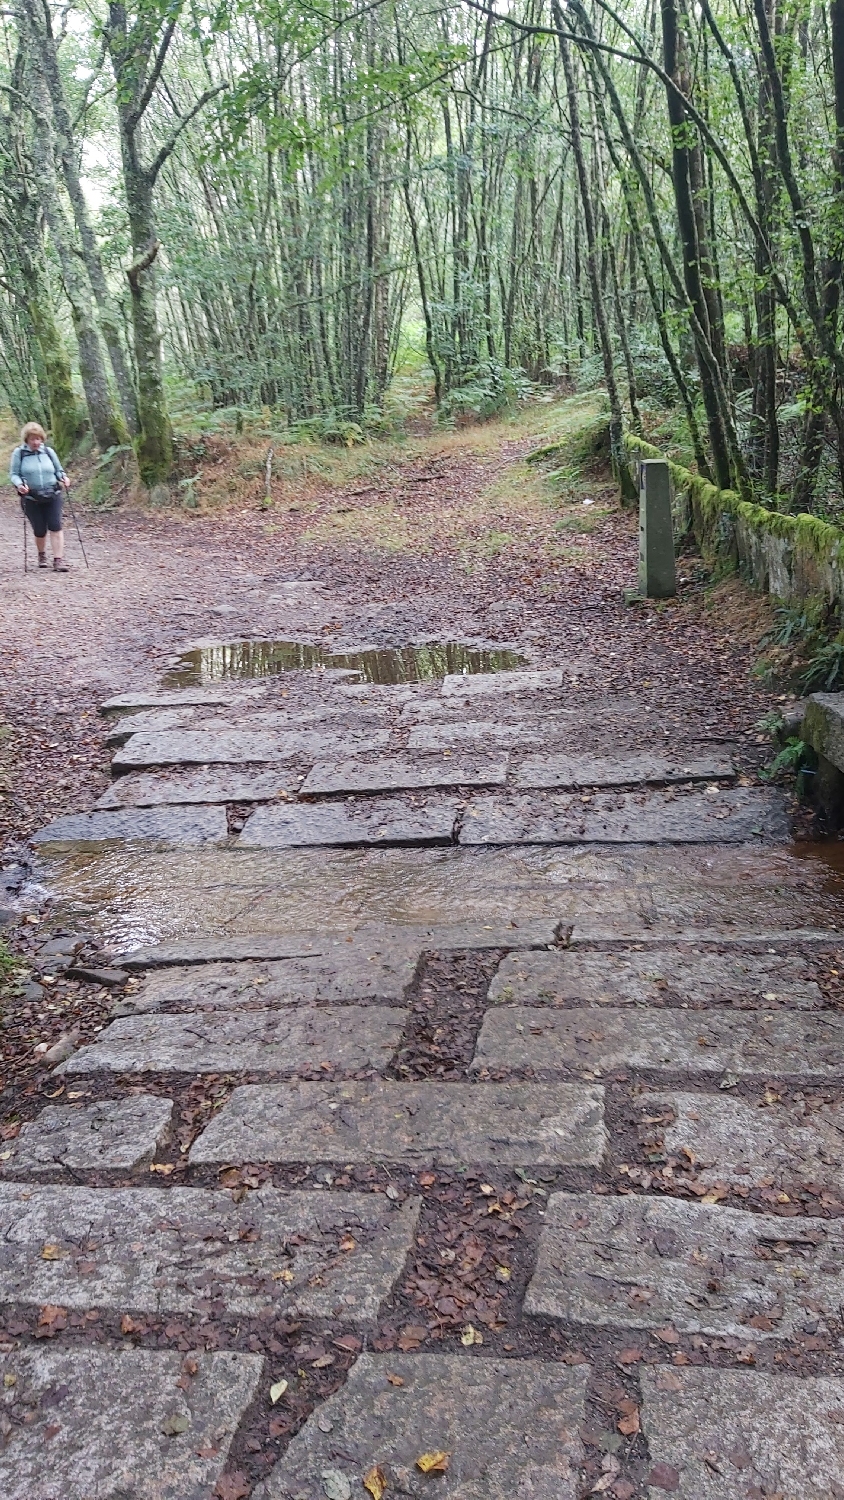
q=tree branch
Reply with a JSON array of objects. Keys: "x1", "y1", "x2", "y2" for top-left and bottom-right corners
[
  {"x1": 126, "y1": 238, "x2": 160, "y2": 291},
  {"x1": 146, "y1": 83, "x2": 228, "y2": 184},
  {"x1": 127, "y1": 9, "x2": 181, "y2": 131}
]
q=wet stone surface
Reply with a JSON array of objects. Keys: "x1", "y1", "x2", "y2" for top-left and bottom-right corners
[
  {"x1": 111, "y1": 726, "x2": 391, "y2": 769},
  {"x1": 408, "y1": 718, "x2": 547, "y2": 750},
  {"x1": 300, "y1": 752, "x2": 509, "y2": 795},
  {"x1": 638, "y1": 1088, "x2": 844, "y2": 1193},
  {"x1": 640, "y1": 1367, "x2": 844, "y2": 1499},
  {"x1": 512, "y1": 749, "x2": 735, "y2": 790},
  {"x1": 32, "y1": 806, "x2": 228, "y2": 846},
  {"x1": 0, "y1": 1347, "x2": 264, "y2": 1500},
  {"x1": 59, "y1": 1006, "x2": 409, "y2": 1075},
  {"x1": 101, "y1": 687, "x2": 268, "y2": 711},
  {"x1": 189, "y1": 1080, "x2": 606, "y2": 1166},
  {"x1": 96, "y1": 767, "x2": 297, "y2": 808},
  {"x1": 472, "y1": 1004, "x2": 844, "y2": 1077},
  {"x1": 1, "y1": 1095, "x2": 173, "y2": 1173},
  {"x1": 0, "y1": 1183, "x2": 420, "y2": 1320},
  {"x1": 253, "y1": 1353, "x2": 587, "y2": 1499},
  {"x1": 238, "y1": 796, "x2": 459, "y2": 847},
  {"x1": 440, "y1": 667, "x2": 565, "y2": 696},
  {"x1": 459, "y1": 787, "x2": 789, "y2": 845},
  {"x1": 525, "y1": 1192, "x2": 844, "y2": 1339},
  {"x1": 488, "y1": 948, "x2": 825, "y2": 1009},
  {"x1": 124, "y1": 948, "x2": 419, "y2": 1011}
]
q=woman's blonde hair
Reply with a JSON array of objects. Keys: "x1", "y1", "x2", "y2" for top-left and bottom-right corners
[{"x1": 20, "y1": 422, "x2": 46, "y2": 444}]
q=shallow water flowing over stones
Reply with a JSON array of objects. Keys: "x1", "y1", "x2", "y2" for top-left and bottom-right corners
[{"x1": 7, "y1": 644, "x2": 844, "y2": 1498}]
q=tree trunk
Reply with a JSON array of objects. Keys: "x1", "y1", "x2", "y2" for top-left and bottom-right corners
[
  {"x1": 21, "y1": 0, "x2": 139, "y2": 437},
  {"x1": 555, "y1": 9, "x2": 635, "y2": 499}
]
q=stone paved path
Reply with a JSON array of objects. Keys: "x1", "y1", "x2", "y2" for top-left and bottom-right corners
[{"x1": 3, "y1": 659, "x2": 844, "y2": 1498}]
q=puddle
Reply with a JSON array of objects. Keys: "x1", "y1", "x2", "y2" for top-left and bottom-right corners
[{"x1": 162, "y1": 640, "x2": 525, "y2": 688}]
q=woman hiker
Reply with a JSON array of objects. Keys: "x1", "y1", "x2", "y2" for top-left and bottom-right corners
[{"x1": 10, "y1": 422, "x2": 72, "y2": 572}]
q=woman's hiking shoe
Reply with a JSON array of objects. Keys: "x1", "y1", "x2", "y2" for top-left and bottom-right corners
[
  {"x1": 53, "y1": 557, "x2": 69, "y2": 573},
  {"x1": 37, "y1": 551, "x2": 48, "y2": 568}
]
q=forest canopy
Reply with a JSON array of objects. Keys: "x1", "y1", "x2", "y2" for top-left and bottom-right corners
[{"x1": 1, "y1": 0, "x2": 843, "y2": 513}]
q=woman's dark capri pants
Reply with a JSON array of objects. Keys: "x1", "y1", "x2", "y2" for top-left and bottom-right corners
[{"x1": 21, "y1": 489, "x2": 63, "y2": 537}]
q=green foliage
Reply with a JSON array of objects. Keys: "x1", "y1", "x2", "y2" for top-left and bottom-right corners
[
  {"x1": 759, "y1": 601, "x2": 826, "y2": 651},
  {"x1": 0, "y1": 940, "x2": 17, "y2": 979},
  {"x1": 759, "y1": 737, "x2": 814, "y2": 791},
  {"x1": 286, "y1": 414, "x2": 366, "y2": 447},
  {"x1": 799, "y1": 635, "x2": 844, "y2": 693},
  {"x1": 438, "y1": 363, "x2": 533, "y2": 424}
]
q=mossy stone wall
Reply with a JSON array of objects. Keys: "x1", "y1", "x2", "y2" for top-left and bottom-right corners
[{"x1": 623, "y1": 435, "x2": 844, "y2": 617}]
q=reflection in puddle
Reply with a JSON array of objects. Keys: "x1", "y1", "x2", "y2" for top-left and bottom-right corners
[
  {"x1": 786, "y1": 839, "x2": 844, "y2": 885},
  {"x1": 163, "y1": 640, "x2": 525, "y2": 687}
]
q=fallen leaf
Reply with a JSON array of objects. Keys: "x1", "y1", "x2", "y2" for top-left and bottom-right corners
[
  {"x1": 617, "y1": 1409, "x2": 640, "y2": 1437},
  {"x1": 416, "y1": 1452, "x2": 450, "y2": 1473},
  {"x1": 40, "y1": 1243, "x2": 64, "y2": 1260},
  {"x1": 648, "y1": 1463, "x2": 680, "y2": 1491},
  {"x1": 321, "y1": 1469, "x2": 352, "y2": 1500},
  {"x1": 617, "y1": 1348, "x2": 643, "y2": 1365},
  {"x1": 461, "y1": 1324, "x2": 483, "y2": 1346},
  {"x1": 419, "y1": 1172, "x2": 436, "y2": 1187},
  {"x1": 149, "y1": 1162, "x2": 175, "y2": 1176},
  {"x1": 269, "y1": 1380, "x2": 288, "y2": 1404},
  {"x1": 363, "y1": 1466, "x2": 388, "y2": 1499},
  {"x1": 339, "y1": 1235, "x2": 356, "y2": 1252},
  {"x1": 653, "y1": 1326, "x2": 679, "y2": 1345},
  {"x1": 312, "y1": 1353, "x2": 335, "y2": 1368},
  {"x1": 160, "y1": 1413, "x2": 191, "y2": 1437},
  {"x1": 215, "y1": 1473, "x2": 250, "y2": 1500},
  {"x1": 272, "y1": 1268, "x2": 295, "y2": 1283},
  {"x1": 386, "y1": 1373, "x2": 404, "y2": 1387}
]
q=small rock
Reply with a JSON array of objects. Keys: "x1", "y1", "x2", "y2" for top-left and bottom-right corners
[
  {"x1": 21, "y1": 982, "x2": 44, "y2": 1003},
  {"x1": 70, "y1": 967, "x2": 129, "y2": 987},
  {"x1": 43, "y1": 1029, "x2": 81, "y2": 1064}
]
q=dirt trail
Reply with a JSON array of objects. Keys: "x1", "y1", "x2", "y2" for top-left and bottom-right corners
[{"x1": 4, "y1": 396, "x2": 836, "y2": 1500}]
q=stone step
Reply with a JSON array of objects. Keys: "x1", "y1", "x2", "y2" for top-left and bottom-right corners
[
  {"x1": 104, "y1": 708, "x2": 198, "y2": 744},
  {"x1": 512, "y1": 748, "x2": 735, "y2": 790},
  {"x1": 237, "y1": 796, "x2": 459, "y2": 847},
  {"x1": 459, "y1": 787, "x2": 788, "y2": 845},
  {"x1": 188, "y1": 1080, "x2": 606, "y2": 1167},
  {"x1": 116, "y1": 918, "x2": 563, "y2": 969},
  {"x1": 101, "y1": 686, "x2": 267, "y2": 713},
  {"x1": 641, "y1": 1367, "x2": 844, "y2": 1498},
  {"x1": 525, "y1": 1191, "x2": 844, "y2": 1341},
  {"x1": 111, "y1": 726, "x2": 391, "y2": 770},
  {"x1": 472, "y1": 1005, "x2": 844, "y2": 1077},
  {"x1": 124, "y1": 949, "x2": 419, "y2": 1010},
  {"x1": 59, "y1": 1005, "x2": 408, "y2": 1075},
  {"x1": 300, "y1": 752, "x2": 509, "y2": 795},
  {"x1": 0, "y1": 1347, "x2": 264, "y2": 1500},
  {"x1": 0, "y1": 1182, "x2": 419, "y2": 1321},
  {"x1": 488, "y1": 948, "x2": 824, "y2": 1009},
  {"x1": 636, "y1": 1087, "x2": 844, "y2": 1194},
  {"x1": 0, "y1": 1095, "x2": 172, "y2": 1174},
  {"x1": 32, "y1": 806, "x2": 228, "y2": 847},
  {"x1": 441, "y1": 667, "x2": 565, "y2": 696},
  {"x1": 253, "y1": 1354, "x2": 588, "y2": 1500},
  {"x1": 41, "y1": 845, "x2": 833, "y2": 961},
  {"x1": 95, "y1": 767, "x2": 297, "y2": 808}
]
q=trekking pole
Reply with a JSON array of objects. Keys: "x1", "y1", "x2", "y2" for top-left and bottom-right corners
[
  {"x1": 23, "y1": 508, "x2": 27, "y2": 573},
  {"x1": 63, "y1": 485, "x2": 89, "y2": 569}
]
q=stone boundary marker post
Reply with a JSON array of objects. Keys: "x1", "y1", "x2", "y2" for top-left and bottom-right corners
[{"x1": 638, "y1": 458, "x2": 677, "y2": 599}]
